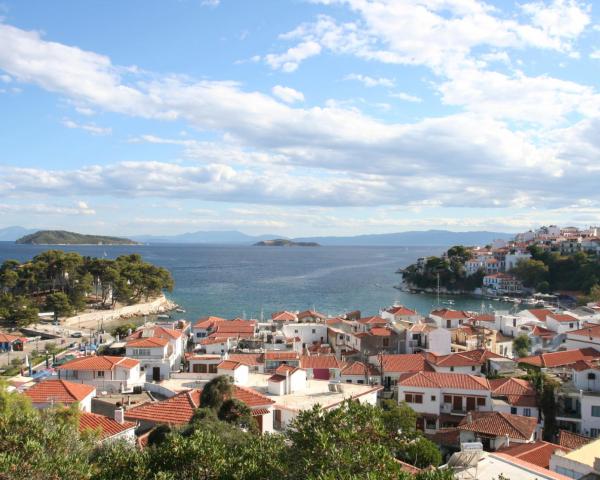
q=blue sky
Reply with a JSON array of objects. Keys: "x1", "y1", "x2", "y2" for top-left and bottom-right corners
[{"x1": 0, "y1": 0, "x2": 599, "y2": 236}]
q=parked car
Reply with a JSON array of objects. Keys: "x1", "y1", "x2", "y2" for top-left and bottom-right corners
[{"x1": 71, "y1": 332, "x2": 83, "y2": 338}]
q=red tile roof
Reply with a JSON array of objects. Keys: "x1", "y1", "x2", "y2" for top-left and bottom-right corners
[
  {"x1": 380, "y1": 354, "x2": 433, "y2": 373},
  {"x1": 227, "y1": 353, "x2": 263, "y2": 366},
  {"x1": 431, "y1": 349, "x2": 503, "y2": 367},
  {"x1": 268, "y1": 374, "x2": 286, "y2": 383},
  {"x1": 275, "y1": 364, "x2": 300, "y2": 375},
  {"x1": 520, "y1": 348, "x2": 600, "y2": 368},
  {"x1": 56, "y1": 355, "x2": 139, "y2": 371},
  {"x1": 369, "y1": 327, "x2": 393, "y2": 337},
  {"x1": 558, "y1": 430, "x2": 593, "y2": 450},
  {"x1": 193, "y1": 316, "x2": 228, "y2": 329},
  {"x1": 430, "y1": 309, "x2": 471, "y2": 320},
  {"x1": 264, "y1": 351, "x2": 299, "y2": 361},
  {"x1": 125, "y1": 386, "x2": 273, "y2": 426},
  {"x1": 386, "y1": 306, "x2": 418, "y2": 316},
  {"x1": 568, "y1": 324, "x2": 600, "y2": 339},
  {"x1": 271, "y1": 311, "x2": 296, "y2": 322},
  {"x1": 357, "y1": 316, "x2": 388, "y2": 325},
  {"x1": 79, "y1": 412, "x2": 136, "y2": 440},
  {"x1": 340, "y1": 361, "x2": 379, "y2": 376},
  {"x1": 398, "y1": 371, "x2": 490, "y2": 390},
  {"x1": 499, "y1": 441, "x2": 567, "y2": 468},
  {"x1": 526, "y1": 309, "x2": 554, "y2": 321},
  {"x1": 300, "y1": 355, "x2": 341, "y2": 369},
  {"x1": 458, "y1": 412, "x2": 537, "y2": 441},
  {"x1": 531, "y1": 325, "x2": 557, "y2": 338},
  {"x1": 126, "y1": 337, "x2": 169, "y2": 348},
  {"x1": 0, "y1": 333, "x2": 20, "y2": 343},
  {"x1": 548, "y1": 313, "x2": 579, "y2": 323},
  {"x1": 127, "y1": 326, "x2": 182, "y2": 341},
  {"x1": 24, "y1": 380, "x2": 95, "y2": 404},
  {"x1": 473, "y1": 313, "x2": 495, "y2": 323},
  {"x1": 489, "y1": 378, "x2": 537, "y2": 407},
  {"x1": 218, "y1": 360, "x2": 243, "y2": 370},
  {"x1": 298, "y1": 310, "x2": 326, "y2": 319}
]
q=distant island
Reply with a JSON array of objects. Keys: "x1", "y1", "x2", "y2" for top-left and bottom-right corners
[
  {"x1": 16, "y1": 230, "x2": 140, "y2": 245},
  {"x1": 254, "y1": 239, "x2": 320, "y2": 247}
]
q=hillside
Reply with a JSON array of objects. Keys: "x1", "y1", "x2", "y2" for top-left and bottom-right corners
[
  {"x1": 15, "y1": 230, "x2": 140, "y2": 245},
  {"x1": 254, "y1": 239, "x2": 320, "y2": 247}
]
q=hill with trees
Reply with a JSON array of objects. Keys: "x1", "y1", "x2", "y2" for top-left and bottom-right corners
[
  {"x1": 0, "y1": 251, "x2": 173, "y2": 328},
  {"x1": 16, "y1": 230, "x2": 140, "y2": 245}
]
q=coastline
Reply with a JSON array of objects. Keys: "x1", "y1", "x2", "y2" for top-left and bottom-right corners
[{"x1": 63, "y1": 294, "x2": 176, "y2": 330}]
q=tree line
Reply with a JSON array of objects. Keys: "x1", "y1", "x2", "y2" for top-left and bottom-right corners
[
  {"x1": 0, "y1": 376, "x2": 452, "y2": 480},
  {"x1": 0, "y1": 251, "x2": 173, "y2": 328}
]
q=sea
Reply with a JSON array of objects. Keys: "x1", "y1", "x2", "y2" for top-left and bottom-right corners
[{"x1": 0, "y1": 242, "x2": 514, "y2": 321}]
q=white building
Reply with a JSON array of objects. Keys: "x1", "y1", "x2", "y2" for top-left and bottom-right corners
[
  {"x1": 126, "y1": 337, "x2": 179, "y2": 381},
  {"x1": 546, "y1": 313, "x2": 582, "y2": 334},
  {"x1": 24, "y1": 379, "x2": 96, "y2": 412}
]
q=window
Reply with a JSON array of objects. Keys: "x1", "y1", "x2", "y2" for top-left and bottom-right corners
[
  {"x1": 523, "y1": 408, "x2": 531, "y2": 417},
  {"x1": 444, "y1": 395, "x2": 452, "y2": 404},
  {"x1": 471, "y1": 366, "x2": 476, "y2": 371},
  {"x1": 96, "y1": 371, "x2": 104, "y2": 378},
  {"x1": 431, "y1": 396, "x2": 436, "y2": 401},
  {"x1": 405, "y1": 393, "x2": 423, "y2": 404},
  {"x1": 591, "y1": 428, "x2": 600, "y2": 438},
  {"x1": 588, "y1": 373, "x2": 596, "y2": 380},
  {"x1": 425, "y1": 418, "x2": 436, "y2": 429},
  {"x1": 511, "y1": 407, "x2": 517, "y2": 414},
  {"x1": 346, "y1": 379, "x2": 352, "y2": 383},
  {"x1": 383, "y1": 338, "x2": 389, "y2": 347},
  {"x1": 312, "y1": 329, "x2": 316, "y2": 334},
  {"x1": 591, "y1": 406, "x2": 600, "y2": 417},
  {"x1": 569, "y1": 323, "x2": 574, "y2": 329},
  {"x1": 193, "y1": 364, "x2": 207, "y2": 373},
  {"x1": 357, "y1": 380, "x2": 364, "y2": 384},
  {"x1": 209, "y1": 364, "x2": 218, "y2": 374},
  {"x1": 450, "y1": 366, "x2": 455, "y2": 372},
  {"x1": 294, "y1": 329, "x2": 298, "y2": 334},
  {"x1": 477, "y1": 398, "x2": 486, "y2": 406}
]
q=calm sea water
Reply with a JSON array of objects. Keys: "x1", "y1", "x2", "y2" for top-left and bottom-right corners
[{"x1": 0, "y1": 242, "x2": 512, "y2": 320}]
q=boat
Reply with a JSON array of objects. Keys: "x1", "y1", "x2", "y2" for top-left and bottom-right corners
[
  {"x1": 157, "y1": 314, "x2": 172, "y2": 319},
  {"x1": 175, "y1": 308, "x2": 186, "y2": 313}
]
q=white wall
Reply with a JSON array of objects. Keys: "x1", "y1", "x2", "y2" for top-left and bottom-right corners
[
  {"x1": 427, "y1": 328, "x2": 452, "y2": 355},
  {"x1": 580, "y1": 394, "x2": 600, "y2": 438},
  {"x1": 282, "y1": 324, "x2": 328, "y2": 346}
]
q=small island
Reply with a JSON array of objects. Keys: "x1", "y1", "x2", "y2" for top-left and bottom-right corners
[
  {"x1": 254, "y1": 239, "x2": 320, "y2": 247},
  {"x1": 16, "y1": 230, "x2": 140, "y2": 245}
]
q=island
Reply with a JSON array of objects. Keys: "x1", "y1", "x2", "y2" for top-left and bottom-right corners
[
  {"x1": 16, "y1": 230, "x2": 140, "y2": 245},
  {"x1": 254, "y1": 239, "x2": 320, "y2": 247}
]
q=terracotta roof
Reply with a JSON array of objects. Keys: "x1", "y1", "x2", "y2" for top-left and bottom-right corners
[
  {"x1": 264, "y1": 351, "x2": 299, "y2": 361},
  {"x1": 199, "y1": 337, "x2": 230, "y2": 345},
  {"x1": 558, "y1": 430, "x2": 593, "y2": 450},
  {"x1": 24, "y1": 380, "x2": 95, "y2": 404},
  {"x1": 211, "y1": 320, "x2": 256, "y2": 335},
  {"x1": 127, "y1": 326, "x2": 182, "y2": 341},
  {"x1": 473, "y1": 313, "x2": 495, "y2": 323},
  {"x1": 79, "y1": 412, "x2": 136, "y2": 440},
  {"x1": 397, "y1": 371, "x2": 490, "y2": 390},
  {"x1": 380, "y1": 354, "x2": 433, "y2": 373},
  {"x1": 0, "y1": 333, "x2": 20, "y2": 343},
  {"x1": 125, "y1": 387, "x2": 273, "y2": 425},
  {"x1": 386, "y1": 306, "x2": 417, "y2": 316},
  {"x1": 340, "y1": 361, "x2": 379, "y2": 376},
  {"x1": 525, "y1": 309, "x2": 554, "y2": 321},
  {"x1": 369, "y1": 327, "x2": 393, "y2": 337},
  {"x1": 531, "y1": 325, "x2": 557, "y2": 338},
  {"x1": 499, "y1": 441, "x2": 567, "y2": 468},
  {"x1": 227, "y1": 353, "x2": 263, "y2": 366},
  {"x1": 430, "y1": 309, "x2": 471, "y2": 320},
  {"x1": 300, "y1": 355, "x2": 341, "y2": 369},
  {"x1": 268, "y1": 374, "x2": 286, "y2": 383},
  {"x1": 271, "y1": 311, "x2": 296, "y2": 321},
  {"x1": 218, "y1": 360, "x2": 243, "y2": 370},
  {"x1": 193, "y1": 316, "x2": 228, "y2": 329},
  {"x1": 489, "y1": 378, "x2": 537, "y2": 407},
  {"x1": 126, "y1": 337, "x2": 169, "y2": 348},
  {"x1": 520, "y1": 348, "x2": 600, "y2": 368},
  {"x1": 357, "y1": 316, "x2": 388, "y2": 325},
  {"x1": 548, "y1": 313, "x2": 579, "y2": 323},
  {"x1": 568, "y1": 323, "x2": 600, "y2": 339},
  {"x1": 275, "y1": 364, "x2": 300, "y2": 375},
  {"x1": 410, "y1": 323, "x2": 435, "y2": 333},
  {"x1": 431, "y1": 349, "x2": 503, "y2": 367},
  {"x1": 457, "y1": 412, "x2": 537, "y2": 441},
  {"x1": 56, "y1": 355, "x2": 139, "y2": 371}
]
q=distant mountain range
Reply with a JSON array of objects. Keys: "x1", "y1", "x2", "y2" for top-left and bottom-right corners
[{"x1": 2, "y1": 227, "x2": 514, "y2": 247}]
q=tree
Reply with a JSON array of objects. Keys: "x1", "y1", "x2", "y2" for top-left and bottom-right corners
[
  {"x1": 111, "y1": 323, "x2": 136, "y2": 339},
  {"x1": 200, "y1": 375, "x2": 234, "y2": 410},
  {"x1": 400, "y1": 436, "x2": 443, "y2": 468},
  {"x1": 380, "y1": 399, "x2": 418, "y2": 438},
  {"x1": 0, "y1": 294, "x2": 39, "y2": 328},
  {"x1": 217, "y1": 398, "x2": 257, "y2": 433},
  {"x1": 513, "y1": 334, "x2": 532, "y2": 358},
  {"x1": 46, "y1": 292, "x2": 74, "y2": 322},
  {"x1": 511, "y1": 259, "x2": 549, "y2": 289}
]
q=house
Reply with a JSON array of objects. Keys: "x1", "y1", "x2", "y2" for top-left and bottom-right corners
[
  {"x1": 406, "y1": 323, "x2": 452, "y2": 355},
  {"x1": 24, "y1": 379, "x2": 96, "y2": 411},
  {"x1": 297, "y1": 310, "x2": 327, "y2": 323},
  {"x1": 457, "y1": 411, "x2": 538, "y2": 450},
  {"x1": 217, "y1": 360, "x2": 249, "y2": 385},
  {"x1": 373, "y1": 353, "x2": 434, "y2": 389},
  {"x1": 395, "y1": 371, "x2": 491, "y2": 433},
  {"x1": 489, "y1": 378, "x2": 538, "y2": 418},
  {"x1": 125, "y1": 337, "x2": 176, "y2": 381},
  {"x1": 0, "y1": 333, "x2": 26, "y2": 352},
  {"x1": 79, "y1": 411, "x2": 136, "y2": 444},
  {"x1": 429, "y1": 309, "x2": 471, "y2": 329},
  {"x1": 428, "y1": 349, "x2": 504, "y2": 376},
  {"x1": 483, "y1": 273, "x2": 523, "y2": 295},
  {"x1": 281, "y1": 323, "x2": 328, "y2": 349},
  {"x1": 127, "y1": 325, "x2": 185, "y2": 367},
  {"x1": 263, "y1": 351, "x2": 300, "y2": 372},
  {"x1": 197, "y1": 336, "x2": 233, "y2": 355},
  {"x1": 187, "y1": 354, "x2": 221, "y2": 374},
  {"x1": 519, "y1": 348, "x2": 600, "y2": 370},
  {"x1": 499, "y1": 441, "x2": 568, "y2": 469},
  {"x1": 380, "y1": 305, "x2": 421, "y2": 324},
  {"x1": 124, "y1": 386, "x2": 275, "y2": 434},
  {"x1": 565, "y1": 324, "x2": 600, "y2": 351},
  {"x1": 227, "y1": 353, "x2": 265, "y2": 373},
  {"x1": 299, "y1": 355, "x2": 342, "y2": 380},
  {"x1": 340, "y1": 361, "x2": 379, "y2": 385},
  {"x1": 546, "y1": 313, "x2": 581, "y2": 334},
  {"x1": 558, "y1": 430, "x2": 593, "y2": 450},
  {"x1": 271, "y1": 311, "x2": 297, "y2": 324},
  {"x1": 267, "y1": 365, "x2": 307, "y2": 395},
  {"x1": 56, "y1": 355, "x2": 145, "y2": 393},
  {"x1": 550, "y1": 437, "x2": 600, "y2": 479}
]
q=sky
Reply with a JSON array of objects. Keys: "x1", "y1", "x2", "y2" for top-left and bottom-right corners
[{"x1": 0, "y1": 0, "x2": 599, "y2": 237}]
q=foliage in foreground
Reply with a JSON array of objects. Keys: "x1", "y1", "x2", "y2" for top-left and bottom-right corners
[{"x1": 0, "y1": 384, "x2": 452, "y2": 480}]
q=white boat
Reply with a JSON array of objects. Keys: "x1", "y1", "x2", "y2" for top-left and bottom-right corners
[{"x1": 175, "y1": 308, "x2": 186, "y2": 313}]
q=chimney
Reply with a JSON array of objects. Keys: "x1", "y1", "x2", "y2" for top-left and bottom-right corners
[
  {"x1": 505, "y1": 434, "x2": 510, "y2": 447},
  {"x1": 114, "y1": 407, "x2": 125, "y2": 424},
  {"x1": 466, "y1": 412, "x2": 473, "y2": 424}
]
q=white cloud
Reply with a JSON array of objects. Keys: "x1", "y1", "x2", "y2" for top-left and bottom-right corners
[
  {"x1": 390, "y1": 91, "x2": 422, "y2": 103},
  {"x1": 591, "y1": 50, "x2": 600, "y2": 59},
  {"x1": 271, "y1": 85, "x2": 305, "y2": 104},
  {"x1": 0, "y1": 201, "x2": 95, "y2": 216},
  {"x1": 201, "y1": 0, "x2": 220, "y2": 7},
  {"x1": 264, "y1": 40, "x2": 322, "y2": 72},
  {"x1": 62, "y1": 118, "x2": 112, "y2": 135},
  {"x1": 344, "y1": 73, "x2": 394, "y2": 87}
]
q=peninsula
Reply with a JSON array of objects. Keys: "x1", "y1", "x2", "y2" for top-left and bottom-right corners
[
  {"x1": 254, "y1": 239, "x2": 320, "y2": 247},
  {"x1": 16, "y1": 230, "x2": 140, "y2": 245}
]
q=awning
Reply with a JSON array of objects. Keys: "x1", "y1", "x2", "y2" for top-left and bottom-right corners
[{"x1": 251, "y1": 408, "x2": 270, "y2": 416}]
